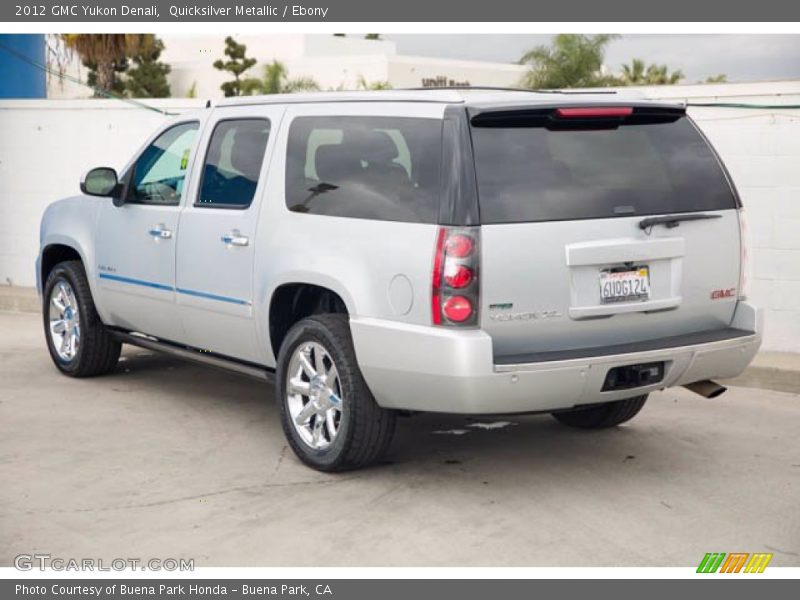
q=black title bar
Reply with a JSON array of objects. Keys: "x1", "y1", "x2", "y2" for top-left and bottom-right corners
[{"x1": 3, "y1": 0, "x2": 800, "y2": 22}]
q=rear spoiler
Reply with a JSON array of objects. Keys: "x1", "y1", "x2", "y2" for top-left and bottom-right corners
[{"x1": 469, "y1": 104, "x2": 686, "y2": 128}]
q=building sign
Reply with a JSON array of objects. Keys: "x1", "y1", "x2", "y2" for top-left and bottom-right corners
[{"x1": 421, "y1": 76, "x2": 471, "y2": 88}]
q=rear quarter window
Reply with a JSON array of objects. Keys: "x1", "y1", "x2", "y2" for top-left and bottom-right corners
[
  {"x1": 471, "y1": 115, "x2": 737, "y2": 224},
  {"x1": 285, "y1": 116, "x2": 443, "y2": 223}
]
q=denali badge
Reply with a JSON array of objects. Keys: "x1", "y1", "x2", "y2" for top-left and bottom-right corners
[{"x1": 488, "y1": 307, "x2": 562, "y2": 321}]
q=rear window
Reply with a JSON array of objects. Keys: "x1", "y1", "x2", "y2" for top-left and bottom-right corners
[
  {"x1": 471, "y1": 116, "x2": 737, "y2": 224},
  {"x1": 285, "y1": 116, "x2": 443, "y2": 223}
]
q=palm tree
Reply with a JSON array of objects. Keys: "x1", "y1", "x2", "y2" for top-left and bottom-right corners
[
  {"x1": 645, "y1": 64, "x2": 683, "y2": 85},
  {"x1": 258, "y1": 60, "x2": 320, "y2": 94},
  {"x1": 620, "y1": 58, "x2": 647, "y2": 85},
  {"x1": 61, "y1": 34, "x2": 145, "y2": 95},
  {"x1": 518, "y1": 34, "x2": 620, "y2": 89},
  {"x1": 620, "y1": 59, "x2": 683, "y2": 86}
]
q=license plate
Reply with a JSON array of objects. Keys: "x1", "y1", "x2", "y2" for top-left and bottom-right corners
[{"x1": 599, "y1": 267, "x2": 650, "y2": 304}]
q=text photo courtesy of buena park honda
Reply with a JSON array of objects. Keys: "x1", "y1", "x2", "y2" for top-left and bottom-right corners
[{"x1": 1, "y1": 29, "x2": 799, "y2": 572}]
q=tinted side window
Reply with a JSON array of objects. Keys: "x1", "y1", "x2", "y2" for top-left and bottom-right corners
[
  {"x1": 285, "y1": 116, "x2": 443, "y2": 223},
  {"x1": 197, "y1": 119, "x2": 271, "y2": 209},
  {"x1": 471, "y1": 116, "x2": 737, "y2": 224},
  {"x1": 128, "y1": 122, "x2": 198, "y2": 205}
]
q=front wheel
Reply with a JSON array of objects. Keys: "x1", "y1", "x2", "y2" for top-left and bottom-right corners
[
  {"x1": 551, "y1": 395, "x2": 648, "y2": 429},
  {"x1": 43, "y1": 260, "x2": 121, "y2": 377},
  {"x1": 276, "y1": 314, "x2": 396, "y2": 472}
]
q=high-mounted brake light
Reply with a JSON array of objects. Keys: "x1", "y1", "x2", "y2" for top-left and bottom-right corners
[
  {"x1": 555, "y1": 107, "x2": 634, "y2": 119},
  {"x1": 432, "y1": 226, "x2": 480, "y2": 327}
]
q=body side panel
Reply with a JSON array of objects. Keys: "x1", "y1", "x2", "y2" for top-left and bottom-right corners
[{"x1": 254, "y1": 101, "x2": 448, "y2": 367}]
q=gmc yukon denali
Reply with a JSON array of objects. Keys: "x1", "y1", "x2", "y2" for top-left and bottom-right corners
[{"x1": 37, "y1": 89, "x2": 761, "y2": 471}]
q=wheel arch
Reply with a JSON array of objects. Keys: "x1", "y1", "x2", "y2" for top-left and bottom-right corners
[
  {"x1": 38, "y1": 235, "x2": 94, "y2": 298},
  {"x1": 267, "y1": 281, "x2": 352, "y2": 362},
  {"x1": 40, "y1": 243, "x2": 84, "y2": 286}
]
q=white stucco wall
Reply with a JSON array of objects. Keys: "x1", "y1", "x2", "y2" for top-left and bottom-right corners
[
  {"x1": 0, "y1": 98, "x2": 205, "y2": 291},
  {"x1": 1, "y1": 81, "x2": 799, "y2": 351}
]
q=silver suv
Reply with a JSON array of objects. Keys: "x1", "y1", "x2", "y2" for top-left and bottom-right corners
[{"x1": 37, "y1": 89, "x2": 761, "y2": 471}]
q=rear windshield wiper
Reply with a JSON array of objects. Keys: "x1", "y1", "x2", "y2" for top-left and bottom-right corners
[{"x1": 638, "y1": 213, "x2": 722, "y2": 231}]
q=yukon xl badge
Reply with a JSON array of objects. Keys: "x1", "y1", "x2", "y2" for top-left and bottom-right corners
[{"x1": 489, "y1": 303, "x2": 562, "y2": 321}]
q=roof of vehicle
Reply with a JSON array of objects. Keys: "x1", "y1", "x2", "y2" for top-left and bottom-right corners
[{"x1": 215, "y1": 87, "x2": 684, "y2": 109}]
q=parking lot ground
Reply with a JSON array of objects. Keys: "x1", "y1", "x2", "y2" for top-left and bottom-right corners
[{"x1": 1, "y1": 311, "x2": 798, "y2": 567}]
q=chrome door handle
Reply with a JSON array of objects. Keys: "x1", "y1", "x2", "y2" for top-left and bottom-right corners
[
  {"x1": 221, "y1": 230, "x2": 249, "y2": 247},
  {"x1": 148, "y1": 225, "x2": 172, "y2": 239}
]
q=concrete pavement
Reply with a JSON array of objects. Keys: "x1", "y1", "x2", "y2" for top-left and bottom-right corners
[{"x1": 1, "y1": 311, "x2": 798, "y2": 567}]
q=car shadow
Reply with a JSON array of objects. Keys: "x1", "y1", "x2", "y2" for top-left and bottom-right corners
[{"x1": 106, "y1": 347, "x2": 696, "y2": 481}]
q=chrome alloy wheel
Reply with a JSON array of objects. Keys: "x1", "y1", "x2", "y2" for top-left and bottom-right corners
[
  {"x1": 48, "y1": 279, "x2": 81, "y2": 362},
  {"x1": 286, "y1": 341, "x2": 343, "y2": 450}
]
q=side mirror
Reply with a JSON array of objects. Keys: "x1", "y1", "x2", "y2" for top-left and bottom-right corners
[{"x1": 80, "y1": 167, "x2": 121, "y2": 202}]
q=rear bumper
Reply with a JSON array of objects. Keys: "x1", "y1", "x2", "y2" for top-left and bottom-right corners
[{"x1": 350, "y1": 301, "x2": 762, "y2": 414}]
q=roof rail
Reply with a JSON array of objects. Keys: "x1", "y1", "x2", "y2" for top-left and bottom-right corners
[{"x1": 400, "y1": 86, "x2": 618, "y2": 95}]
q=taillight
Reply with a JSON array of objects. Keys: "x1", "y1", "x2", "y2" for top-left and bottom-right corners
[
  {"x1": 445, "y1": 234, "x2": 474, "y2": 258},
  {"x1": 444, "y1": 264, "x2": 473, "y2": 288},
  {"x1": 432, "y1": 226, "x2": 480, "y2": 327},
  {"x1": 738, "y1": 208, "x2": 750, "y2": 300},
  {"x1": 443, "y1": 296, "x2": 473, "y2": 322}
]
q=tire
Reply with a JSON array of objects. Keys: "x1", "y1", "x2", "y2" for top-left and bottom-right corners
[
  {"x1": 43, "y1": 260, "x2": 121, "y2": 377},
  {"x1": 552, "y1": 395, "x2": 648, "y2": 429},
  {"x1": 276, "y1": 314, "x2": 396, "y2": 472}
]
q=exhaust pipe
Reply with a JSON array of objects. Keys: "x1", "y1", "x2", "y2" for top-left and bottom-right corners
[{"x1": 683, "y1": 380, "x2": 727, "y2": 399}]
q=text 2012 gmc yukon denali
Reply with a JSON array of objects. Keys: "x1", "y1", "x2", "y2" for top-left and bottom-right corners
[{"x1": 37, "y1": 89, "x2": 761, "y2": 471}]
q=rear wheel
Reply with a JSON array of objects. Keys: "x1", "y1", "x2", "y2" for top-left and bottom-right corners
[
  {"x1": 552, "y1": 395, "x2": 648, "y2": 429},
  {"x1": 43, "y1": 260, "x2": 121, "y2": 377},
  {"x1": 276, "y1": 314, "x2": 396, "y2": 472}
]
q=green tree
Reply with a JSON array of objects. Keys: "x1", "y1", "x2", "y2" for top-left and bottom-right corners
[
  {"x1": 62, "y1": 34, "x2": 143, "y2": 95},
  {"x1": 254, "y1": 60, "x2": 320, "y2": 94},
  {"x1": 364, "y1": 34, "x2": 381, "y2": 40},
  {"x1": 620, "y1": 58, "x2": 683, "y2": 85},
  {"x1": 705, "y1": 74, "x2": 728, "y2": 83},
  {"x1": 518, "y1": 34, "x2": 620, "y2": 89},
  {"x1": 124, "y1": 36, "x2": 171, "y2": 98},
  {"x1": 212, "y1": 36, "x2": 259, "y2": 97}
]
